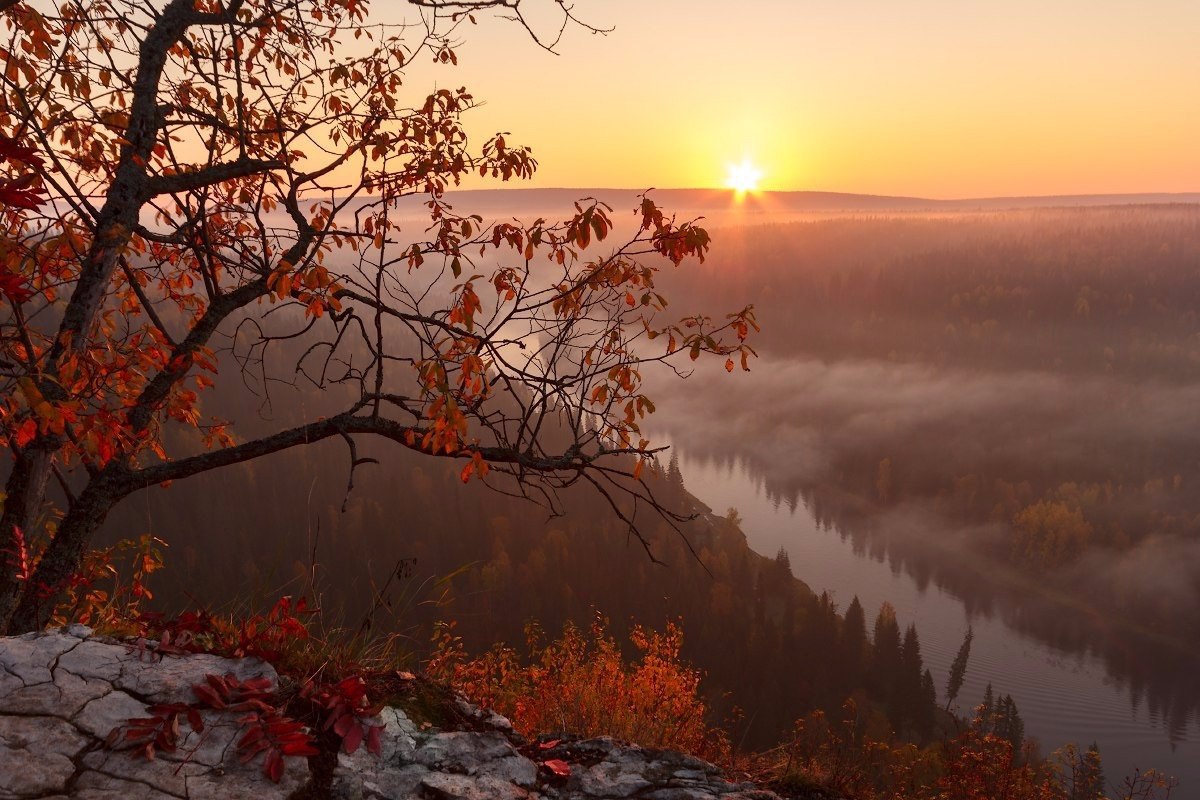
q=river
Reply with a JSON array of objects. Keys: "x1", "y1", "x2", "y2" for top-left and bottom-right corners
[{"x1": 667, "y1": 446, "x2": 1200, "y2": 791}]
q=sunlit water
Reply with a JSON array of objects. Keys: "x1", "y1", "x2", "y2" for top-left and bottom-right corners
[{"x1": 670, "y1": 448, "x2": 1200, "y2": 791}]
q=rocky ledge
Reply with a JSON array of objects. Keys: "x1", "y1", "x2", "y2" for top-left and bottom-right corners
[{"x1": 0, "y1": 627, "x2": 779, "y2": 800}]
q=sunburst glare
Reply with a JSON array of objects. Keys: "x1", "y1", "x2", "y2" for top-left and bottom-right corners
[{"x1": 725, "y1": 158, "x2": 763, "y2": 193}]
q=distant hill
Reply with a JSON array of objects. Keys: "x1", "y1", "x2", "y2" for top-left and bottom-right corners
[{"x1": 415, "y1": 187, "x2": 1200, "y2": 219}]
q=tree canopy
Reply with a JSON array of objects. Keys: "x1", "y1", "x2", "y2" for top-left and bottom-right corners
[{"x1": 0, "y1": 0, "x2": 756, "y2": 633}]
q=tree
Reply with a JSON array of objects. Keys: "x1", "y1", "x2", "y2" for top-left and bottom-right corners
[
  {"x1": 1056, "y1": 742, "x2": 1106, "y2": 800},
  {"x1": 918, "y1": 667, "x2": 936, "y2": 738},
  {"x1": 1011, "y1": 499, "x2": 1093, "y2": 569},
  {"x1": 945, "y1": 625, "x2": 974, "y2": 711},
  {"x1": 982, "y1": 693, "x2": 1025, "y2": 752},
  {"x1": 980, "y1": 683, "x2": 995, "y2": 720},
  {"x1": 838, "y1": 595, "x2": 868, "y2": 682},
  {"x1": 868, "y1": 601, "x2": 902, "y2": 708},
  {"x1": 897, "y1": 622, "x2": 924, "y2": 731},
  {"x1": 0, "y1": 0, "x2": 757, "y2": 633},
  {"x1": 937, "y1": 726, "x2": 1060, "y2": 800},
  {"x1": 666, "y1": 451, "x2": 683, "y2": 488}
]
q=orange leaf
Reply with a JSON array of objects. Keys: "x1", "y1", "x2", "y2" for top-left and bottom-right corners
[{"x1": 13, "y1": 418, "x2": 37, "y2": 448}]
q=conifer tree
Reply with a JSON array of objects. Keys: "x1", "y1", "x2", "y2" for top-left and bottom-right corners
[
  {"x1": 666, "y1": 452, "x2": 684, "y2": 488},
  {"x1": 869, "y1": 601, "x2": 903, "y2": 710},
  {"x1": 945, "y1": 625, "x2": 974, "y2": 711},
  {"x1": 918, "y1": 668, "x2": 937, "y2": 739},
  {"x1": 992, "y1": 694, "x2": 1025, "y2": 751},
  {"x1": 840, "y1": 595, "x2": 870, "y2": 682}
]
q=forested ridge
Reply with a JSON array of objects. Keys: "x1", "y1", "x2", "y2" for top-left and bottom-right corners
[
  {"x1": 657, "y1": 207, "x2": 1200, "y2": 631},
  {"x1": 671, "y1": 206, "x2": 1200, "y2": 379},
  {"x1": 97, "y1": 425, "x2": 948, "y2": 750},
  {"x1": 640, "y1": 206, "x2": 1200, "y2": 759}
]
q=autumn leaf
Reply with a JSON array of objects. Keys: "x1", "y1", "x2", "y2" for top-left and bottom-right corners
[
  {"x1": 366, "y1": 724, "x2": 383, "y2": 756},
  {"x1": 0, "y1": 177, "x2": 46, "y2": 210},
  {"x1": 0, "y1": 268, "x2": 33, "y2": 303},
  {"x1": 342, "y1": 721, "x2": 364, "y2": 754}
]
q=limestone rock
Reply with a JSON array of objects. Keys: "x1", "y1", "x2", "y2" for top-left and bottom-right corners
[
  {"x1": 0, "y1": 715, "x2": 90, "y2": 798},
  {"x1": 0, "y1": 630, "x2": 303, "y2": 800},
  {"x1": 0, "y1": 629, "x2": 783, "y2": 800}
]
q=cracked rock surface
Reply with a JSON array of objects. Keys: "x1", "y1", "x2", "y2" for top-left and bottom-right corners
[
  {"x1": 1, "y1": 628, "x2": 780, "y2": 800},
  {"x1": 0, "y1": 625, "x2": 300, "y2": 800}
]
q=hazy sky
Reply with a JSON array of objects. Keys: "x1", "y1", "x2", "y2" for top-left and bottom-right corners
[{"x1": 403, "y1": 0, "x2": 1200, "y2": 197}]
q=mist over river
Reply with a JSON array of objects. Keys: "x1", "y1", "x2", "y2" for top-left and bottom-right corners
[{"x1": 649, "y1": 352, "x2": 1200, "y2": 790}]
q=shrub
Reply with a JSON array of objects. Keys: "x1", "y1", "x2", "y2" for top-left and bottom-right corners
[{"x1": 428, "y1": 614, "x2": 729, "y2": 761}]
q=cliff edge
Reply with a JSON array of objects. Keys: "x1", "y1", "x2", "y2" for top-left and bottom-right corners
[{"x1": 0, "y1": 627, "x2": 780, "y2": 800}]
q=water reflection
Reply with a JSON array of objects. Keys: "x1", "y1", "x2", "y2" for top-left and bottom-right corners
[{"x1": 665, "y1": 445, "x2": 1200, "y2": 787}]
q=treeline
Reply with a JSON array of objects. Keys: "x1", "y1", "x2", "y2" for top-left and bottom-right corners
[{"x1": 665, "y1": 206, "x2": 1200, "y2": 380}]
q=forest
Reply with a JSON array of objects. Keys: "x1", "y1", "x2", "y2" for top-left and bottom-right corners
[
  {"x1": 647, "y1": 206, "x2": 1200, "y2": 759},
  {"x1": 92, "y1": 417, "x2": 948, "y2": 751},
  {"x1": 657, "y1": 207, "x2": 1200, "y2": 636}
]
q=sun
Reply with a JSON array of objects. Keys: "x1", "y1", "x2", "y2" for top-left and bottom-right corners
[{"x1": 725, "y1": 158, "x2": 763, "y2": 194}]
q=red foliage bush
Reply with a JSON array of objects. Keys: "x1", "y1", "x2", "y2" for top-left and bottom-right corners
[{"x1": 428, "y1": 614, "x2": 729, "y2": 761}]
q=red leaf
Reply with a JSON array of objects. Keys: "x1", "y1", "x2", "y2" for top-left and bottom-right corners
[
  {"x1": 0, "y1": 184, "x2": 45, "y2": 210},
  {"x1": 192, "y1": 683, "x2": 226, "y2": 709},
  {"x1": 332, "y1": 712, "x2": 354, "y2": 737},
  {"x1": 243, "y1": 676, "x2": 274, "y2": 693},
  {"x1": 538, "y1": 739, "x2": 561, "y2": 750},
  {"x1": 238, "y1": 726, "x2": 264, "y2": 749},
  {"x1": 543, "y1": 758, "x2": 571, "y2": 778},
  {"x1": 0, "y1": 136, "x2": 43, "y2": 168},
  {"x1": 341, "y1": 721, "x2": 364, "y2": 754},
  {"x1": 239, "y1": 739, "x2": 269, "y2": 762},
  {"x1": 280, "y1": 739, "x2": 320, "y2": 757},
  {"x1": 264, "y1": 748, "x2": 284, "y2": 783},
  {"x1": 0, "y1": 270, "x2": 33, "y2": 304},
  {"x1": 366, "y1": 724, "x2": 383, "y2": 756}
]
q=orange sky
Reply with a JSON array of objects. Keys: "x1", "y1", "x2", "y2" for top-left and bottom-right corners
[{"x1": 392, "y1": 1, "x2": 1200, "y2": 198}]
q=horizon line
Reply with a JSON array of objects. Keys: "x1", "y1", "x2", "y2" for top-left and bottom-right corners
[{"x1": 441, "y1": 186, "x2": 1200, "y2": 203}]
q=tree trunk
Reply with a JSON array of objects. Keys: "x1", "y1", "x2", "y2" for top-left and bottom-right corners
[
  {"x1": 0, "y1": 0, "x2": 195, "y2": 635},
  {"x1": 2, "y1": 474, "x2": 124, "y2": 634},
  {"x1": 0, "y1": 446, "x2": 52, "y2": 629}
]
